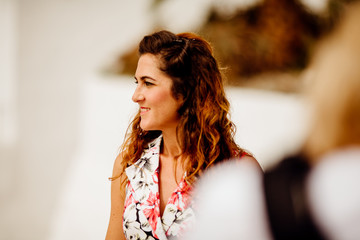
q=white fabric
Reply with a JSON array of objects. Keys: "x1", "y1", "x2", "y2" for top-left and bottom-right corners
[
  {"x1": 307, "y1": 147, "x2": 360, "y2": 240},
  {"x1": 184, "y1": 159, "x2": 273, "y2": 240}
]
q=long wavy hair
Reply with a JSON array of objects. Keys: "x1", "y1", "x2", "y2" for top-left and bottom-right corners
[{"x1": 116, "y1": 30, "x2": 247, "y2": 183}]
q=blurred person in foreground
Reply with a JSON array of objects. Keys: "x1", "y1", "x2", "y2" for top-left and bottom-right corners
[
  {"x1": 105, "y1": 30, "x2": 259, "y2": 240},
  {"x1": 184, "y1": 2, "x2": 360, "y2": 240}
]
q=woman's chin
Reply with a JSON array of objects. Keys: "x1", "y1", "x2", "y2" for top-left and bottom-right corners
[{"x1": 140, "y1": 124, "x2": 152, "y2": 131}]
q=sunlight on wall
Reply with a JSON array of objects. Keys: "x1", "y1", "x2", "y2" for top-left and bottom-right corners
[{"x1": 0, "y1": 0, "x2": 17, "y2": 147}]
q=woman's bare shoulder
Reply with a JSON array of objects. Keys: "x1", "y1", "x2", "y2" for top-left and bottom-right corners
[{"x1": 112, "y1": 153, "x2": 123, "y2": 175}]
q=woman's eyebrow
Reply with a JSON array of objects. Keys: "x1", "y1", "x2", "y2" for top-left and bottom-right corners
[{"x1": 134, "y1": 75, "x2": 157, "y2": 81}]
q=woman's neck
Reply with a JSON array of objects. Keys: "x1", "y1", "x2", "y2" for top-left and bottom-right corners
[{"x1": 161, "y1": 130, "x2": 182, "y2": 159}]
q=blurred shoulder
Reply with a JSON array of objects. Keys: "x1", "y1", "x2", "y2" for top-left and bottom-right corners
[
  {"x1": 239, "y1": 154, "x2": 263, "y2": 172},
  {"x1": 189, "y1": 155, "x2": 270, "y2": 239}
]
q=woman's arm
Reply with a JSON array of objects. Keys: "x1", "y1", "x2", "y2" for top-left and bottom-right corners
[{"x1": 105, "y1": 154, "x2": 126, "y2": 240}]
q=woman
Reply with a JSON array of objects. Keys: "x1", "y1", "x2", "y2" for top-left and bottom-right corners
[{"x1": 105, "y1": 30, "x2": 258, "y2": 240}]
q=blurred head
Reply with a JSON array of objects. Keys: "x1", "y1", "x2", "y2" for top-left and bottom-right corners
[
  {"x1": 120, "y1": 30, "x2": 242, "y2": 182},
  {"x1": 304, "y1": 2, "x2": 360, "y2": 161}
]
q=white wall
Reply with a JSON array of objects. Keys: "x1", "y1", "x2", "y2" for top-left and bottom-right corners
[
  {"x1": 0, "y1": 0, "x2": 17, "y2": 190},
  {"x1": 0, "y1": 1, "x2": 19, "y2": 239},
  {"x1": 1, "y1": 1, "x2": 152, "y2": 239}
]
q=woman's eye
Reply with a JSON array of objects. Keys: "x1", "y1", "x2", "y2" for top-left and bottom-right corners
[
  {"x1": 134, "y1": 79, "x2": 138, "y2": 84},
  {"x1": 145, "y1": 81, "x2": 154, "y2": 86}
]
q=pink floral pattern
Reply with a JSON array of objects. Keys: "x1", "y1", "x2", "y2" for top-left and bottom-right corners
[
  {"x1": 142, "y1": 191, "x2": 160, "y2": 237},
  {"x1": 123, "y1": 135, "x2": 195, "y2": 240},
  {"x1": 167, "y1": 180, "x2": 192, "y2": 212}
]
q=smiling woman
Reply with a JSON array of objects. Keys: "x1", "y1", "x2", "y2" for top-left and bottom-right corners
[
  {"x1": 105, "y1": 30, "x2": 260, "y2": 240},
  {"x1": 133, "y1": 54, "x2": 183, "y2": 132}
]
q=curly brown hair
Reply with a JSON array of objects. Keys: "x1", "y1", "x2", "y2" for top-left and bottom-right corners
[{"x1": 115, "y1": 30, "x2": 247, "y2": 183}]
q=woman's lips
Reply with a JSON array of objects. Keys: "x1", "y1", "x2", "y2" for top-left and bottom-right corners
[{"x1": 140, "y1": 107, "x2": 150, "y2": 115}]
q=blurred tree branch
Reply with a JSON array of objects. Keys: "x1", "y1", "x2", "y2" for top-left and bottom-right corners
[{"x1": 105, "y1": 0, "x2": 358, "y2": 92}]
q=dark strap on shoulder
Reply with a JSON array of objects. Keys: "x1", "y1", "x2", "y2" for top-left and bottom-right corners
[{"x1": 263, "y1": 154, "x2": 325, "y2": 240}]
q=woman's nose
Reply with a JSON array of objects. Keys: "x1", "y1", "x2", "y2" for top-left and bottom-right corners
[{"x1": 132, "y1": 86, "x2": 145, "y2": 103}]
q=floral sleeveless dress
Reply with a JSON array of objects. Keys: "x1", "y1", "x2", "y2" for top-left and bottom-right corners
[{"x1": 123, "y1": 135, "x2": 195, "y2": 240}]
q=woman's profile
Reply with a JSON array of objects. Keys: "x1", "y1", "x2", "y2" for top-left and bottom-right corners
[{"x1": 105, "y1": 30, "x2": 259, "y2": 240}]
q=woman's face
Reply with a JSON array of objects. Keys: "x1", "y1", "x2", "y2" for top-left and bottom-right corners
[{"x1": 132, "y1": 53, "x2": 183, "y2": 132}]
